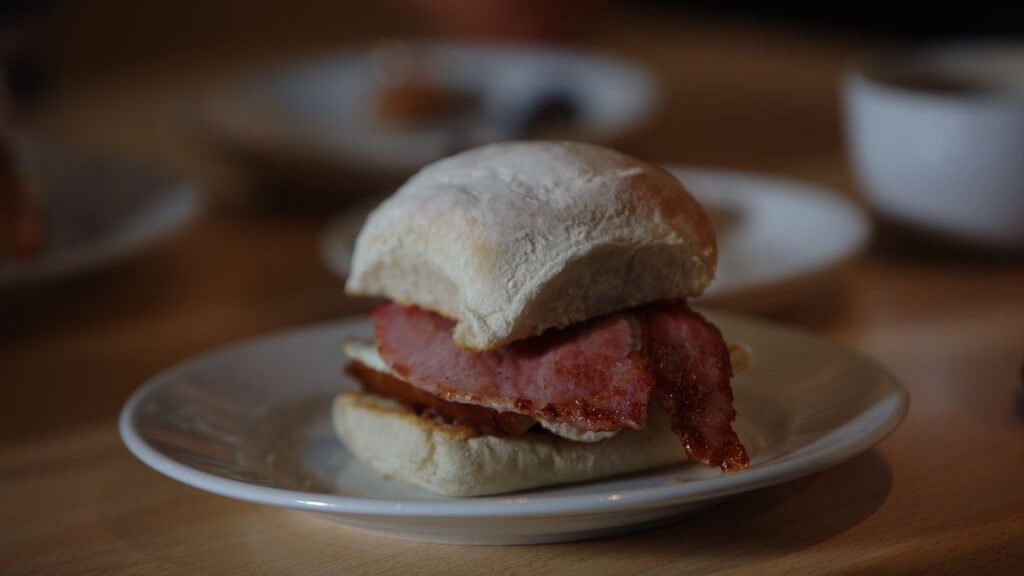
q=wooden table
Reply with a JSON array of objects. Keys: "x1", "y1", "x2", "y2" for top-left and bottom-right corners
[{"x1": 3, "y1": 7, "x2": 1024, "y2": 574}]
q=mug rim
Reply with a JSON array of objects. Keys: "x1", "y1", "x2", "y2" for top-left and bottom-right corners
[{"x1": 846, "y1": 40, "x2": 1024, "y2": 109}]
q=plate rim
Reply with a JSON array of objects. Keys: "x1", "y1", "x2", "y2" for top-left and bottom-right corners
[{"x1": 120, "y1": 313, "x2": 908, "y2": 518}]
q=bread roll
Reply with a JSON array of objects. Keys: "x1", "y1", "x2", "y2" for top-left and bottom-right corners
[
  {"x1": 345, "y1": 141, "x2": 716, "y2": 351},
  {"x1": 332, "y1": 392, "x2": 686, "y2": 497}
]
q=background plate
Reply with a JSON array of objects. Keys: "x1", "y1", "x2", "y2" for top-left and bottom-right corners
[
  {"x1": 1, "y1": 145, "x2": 200, "y2": 288},
  {"x1": 196, "y1": 42, "x2": 657, "y2": 199}
]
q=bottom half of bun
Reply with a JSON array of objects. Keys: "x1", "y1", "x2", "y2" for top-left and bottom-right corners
[{"x1": 332, "y1": 392, "x2": 688, "y2": 497}]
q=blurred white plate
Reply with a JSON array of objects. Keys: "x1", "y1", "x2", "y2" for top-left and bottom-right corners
[
  {"x1": 320, "y1": 166, "x2": 871, "y2": 310},
  {"x1": 120, "y1": 312, "x2": 906, "y2": 545},
  {"x1": 0, "y1": 146, "x2": 199, "y2": 288},
  {"x1": 197, "y1": 42, "x2": 657, "y2": 196}
]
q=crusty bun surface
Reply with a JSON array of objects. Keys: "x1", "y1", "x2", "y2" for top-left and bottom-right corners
[
  {"x1": 345, "y1": 141, "x2": 716, "y2": 351},
  {"x1": 332, "y1": 392, "x2": 687, "y2": 497}
]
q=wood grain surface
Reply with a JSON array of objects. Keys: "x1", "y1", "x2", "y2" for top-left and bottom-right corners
[{"x1": 2, "y1": 5, "x2": 1023, "y2": 575}]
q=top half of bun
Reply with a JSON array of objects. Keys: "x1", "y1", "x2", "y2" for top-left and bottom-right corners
[{"x1": 346, "y1": 141, "x2": 716, "y2": 351}]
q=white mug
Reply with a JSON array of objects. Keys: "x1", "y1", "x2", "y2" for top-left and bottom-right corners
[{"x1": 844, "y1": 43, "x2": 1024, "y2": 249}]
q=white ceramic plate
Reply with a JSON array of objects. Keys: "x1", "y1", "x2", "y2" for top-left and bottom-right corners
[
  {"x1": 0, "y1": 145, "x2": 200, "y2": 288},
  {"x1": 197, "y1": 42, "x2": 656, "y2": 195},
  {"x1": 120, "y1": 312, "x2": 906, "y2": 545},
  {"x1": 319, "y1": 166, "x2": 871, "y2": 310}
]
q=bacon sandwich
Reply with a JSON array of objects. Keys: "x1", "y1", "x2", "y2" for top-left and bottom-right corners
[{"x1": 335, "y1": 141, "x2": 750, "y2": 496}]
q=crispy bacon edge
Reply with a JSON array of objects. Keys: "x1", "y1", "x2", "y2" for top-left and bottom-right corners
[{"x1": 645, "y1": 304, "x2": 749, "y2": 471}]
